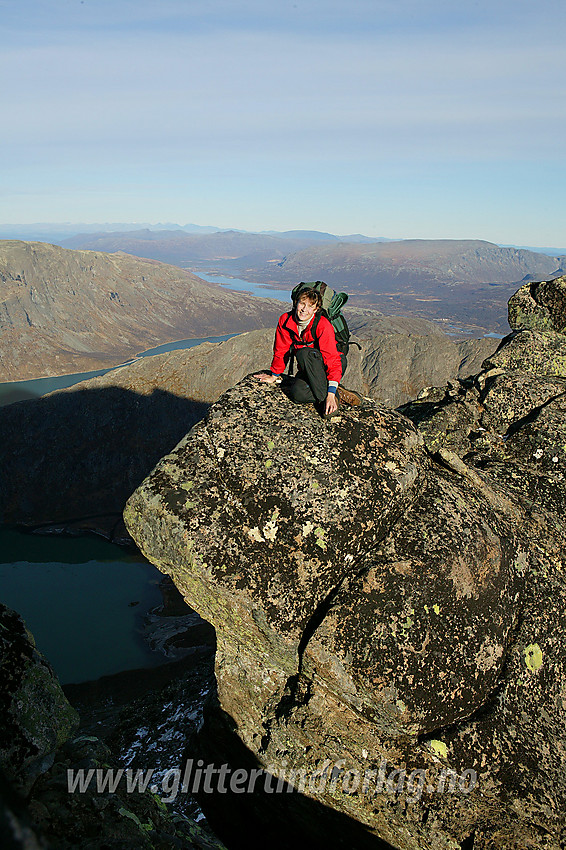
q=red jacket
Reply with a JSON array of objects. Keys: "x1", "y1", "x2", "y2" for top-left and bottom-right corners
[{"x1": 270, "y1": 311, "x2": 343, "y2": 383}]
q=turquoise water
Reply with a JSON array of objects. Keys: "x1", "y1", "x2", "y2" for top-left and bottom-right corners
[
  {"x1": 0, "y1": 529, "x2": 165, "y2": 684},
  {"x1": 0, "y1": 368, "x2": 113, "y2": 406},
  {"x1": 198, "y1": 272, "x2": 290, "y2": 303},
  {"x1": 135, "y1": 333, "x2": 235, "y2": 358}
]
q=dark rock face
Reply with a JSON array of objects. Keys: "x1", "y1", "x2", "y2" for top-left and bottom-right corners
[
  {"x1": 396, "y1": 276, "x2": 566, "y2": 847},
  {"x1": 0, "y1": 604, "x2": 226, "y2": 849},
  {"x1": 303, "y1": 468, "x2": 523, "y2": 736},
  {"x1": 354, "y1": 331, "x2": 497, "y2": 407},
  {"x1": 0, "y1": 604, "x2": 79, "y2": 796},
  {"x1": 0, "y1": 383, "x2": 208, "y2": 530}
]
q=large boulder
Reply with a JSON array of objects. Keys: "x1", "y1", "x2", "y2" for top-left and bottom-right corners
[
  {"x1": 508, "y1": 274, "x2": 566, "y2": 333},
  {"x1": 124, "y1": 375, "x2": 545, "y2": 850},
  {"x1": 125, "y1": 379, "x2": 426, "y2": 744},
  {"x1": 303, "y1": 468, "x2": 524, "y2": 737},
  {"x1": 482, "y1": 328, "x2": 566, "y2": 377}
]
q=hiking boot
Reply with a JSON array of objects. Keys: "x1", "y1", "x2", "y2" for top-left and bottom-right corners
[{"x1": 338, "y1": 386, "x2": 362, "y2": 406}]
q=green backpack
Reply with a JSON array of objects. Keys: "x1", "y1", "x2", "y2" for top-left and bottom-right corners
[{"x1": 291, "y1": 280, "x2": 352, "y2": 355}]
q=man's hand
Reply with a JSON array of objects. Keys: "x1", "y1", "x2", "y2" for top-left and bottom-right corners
[
  {"x1": 325, "y1": 391, "x2": 338, "y2": 416},
  {"x1": 254, "y1": 371, "x2": 278, "y2": 383}
]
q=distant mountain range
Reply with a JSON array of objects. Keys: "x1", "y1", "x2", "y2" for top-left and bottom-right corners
[
  {"x1": 258, "y1": 229, "x2": 392, "y2": 244},
  {"x1": 271, "y1": 239, "x2": 565, "y2": 332},
  {"x1": 1, "y1": 222, "x2": 563, "y2": 255},
  {"x1": 59, "y1": 230, "x2": 565, "y2": 281},
  {"x1": 0, "y1": 223, "x2": 396, "y2": 246},
  {"x1": 0, "y1": 222, "x2": 224, "y2": 242}
]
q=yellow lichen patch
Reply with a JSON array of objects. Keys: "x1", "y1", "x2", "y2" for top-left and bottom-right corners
[
  {"x1": 428, "y1": 740, "x2": 448, "y2": 759},
  {"x1": 265, "y1": 460, "x2": 273, "y2": 469},
  {"x1": 314, "y1": 527, "x2": 327, "y2": 551},
  {"x1": 267, "y1": 440, "x2": 275, "y2": 450},
  {"x1": 432, "y1": 604, "x2": 440, "y2": 615},
  {"x1": 179, "y1": 482, "x2": 194, "y2": 491},
  {"x1": 524, "y1": 643, "x2": 543, "y2": 672}
]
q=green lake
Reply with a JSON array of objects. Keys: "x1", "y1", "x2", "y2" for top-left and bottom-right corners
[{"x1": 0, "y1": 528, "x2": 166, "y2": 685}]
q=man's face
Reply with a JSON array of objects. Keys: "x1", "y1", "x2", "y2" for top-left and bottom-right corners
[{"x1": 295, "y1": 297, "x2": 317, "y2": 322}]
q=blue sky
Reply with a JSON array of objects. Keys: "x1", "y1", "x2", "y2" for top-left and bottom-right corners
[{"x1": 2, "y1": 0, "x2": 565, "y2": 245}]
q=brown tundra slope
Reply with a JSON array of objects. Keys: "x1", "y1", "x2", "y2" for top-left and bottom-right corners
[
  {"x1": 270, "y1": 240, "x2": 566, "y2": 332},
  {"x1": 0, "y1": 240, "x2": 284, "y2": 381}
]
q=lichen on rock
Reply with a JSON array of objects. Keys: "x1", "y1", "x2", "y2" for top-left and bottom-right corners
[
  {"x1": 124, "y1": 359, "x2": 556, "y2": 849},
  {"x1": 125, "y1": 378, "x2": 426, "y2": 745},
  {"x1": 508, "y1": 274, "x2": 566, "y2": 333}
]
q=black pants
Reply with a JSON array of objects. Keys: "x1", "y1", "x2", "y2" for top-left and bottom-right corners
[{"x1": 286, "y1": 347, "x2": 347, "y2": 404}]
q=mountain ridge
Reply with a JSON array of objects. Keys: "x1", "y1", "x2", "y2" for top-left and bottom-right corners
[{"x1": 0, "y1": 240, "x2": 284, "y2": 381}]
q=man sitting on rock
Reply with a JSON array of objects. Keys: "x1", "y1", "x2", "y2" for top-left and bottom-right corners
[{"x1": 254, "y1": 286, "x2": 360, "y2": 416}]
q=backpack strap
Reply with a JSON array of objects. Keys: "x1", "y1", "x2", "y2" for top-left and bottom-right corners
[
  {"x1": 310, "y1": 312, "x2": 322, "y2": 341},
  {"x1": 281, "y1": 312, "x2": 296, "y2": 375}
]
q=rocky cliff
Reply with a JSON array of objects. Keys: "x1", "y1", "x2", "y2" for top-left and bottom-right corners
[{"x1": 123, "y1": 275, "x2": 566, "y2": 849}]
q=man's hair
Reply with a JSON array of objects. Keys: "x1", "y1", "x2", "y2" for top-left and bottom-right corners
[{"x1": 293, "y1": 288, "x2": 322, "y2": 311}]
